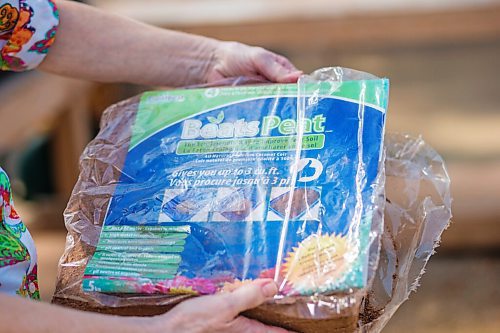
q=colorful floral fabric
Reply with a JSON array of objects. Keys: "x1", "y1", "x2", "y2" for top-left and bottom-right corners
[
  {"x1": 0, "y1": 167, "x2": 39, "y2": 299},
  {"x1": 0, "y1": 0, "x2": 59, "y2": 71}
]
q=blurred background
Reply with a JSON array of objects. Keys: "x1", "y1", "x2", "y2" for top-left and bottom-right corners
[{"x1": 1, "y1": 0, "x2": 499, "y2": 332}]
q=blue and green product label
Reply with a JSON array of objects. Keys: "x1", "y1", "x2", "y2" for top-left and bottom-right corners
[{"x1": 83, "y1": 80, "x2": 389, "y2": 296}]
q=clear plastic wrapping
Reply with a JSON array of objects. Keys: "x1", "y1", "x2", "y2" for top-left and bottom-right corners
[
  {"x1": 52, "y1": 68, "x2": 451, "y2": 332},
  {"x1": 360, "y1": 133, "x2": 452, "y2": 332}
]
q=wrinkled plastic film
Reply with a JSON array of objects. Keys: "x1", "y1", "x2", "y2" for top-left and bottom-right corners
[
  {"x1": 273, "y1": 68, "x2": 307, "y2": 290},
  {"x1": 265, "y1": 68, "x2": 387, "y2": 319},
  {"x1": 360, "y1": 133, "x2": 452, "y2": 332}
]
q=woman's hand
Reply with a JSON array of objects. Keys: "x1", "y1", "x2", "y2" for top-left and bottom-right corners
[
  {"x1": 149, "y1": 279, "x2": 293, "y2": 333},
  {"x1": 206, "y1": 42, "x2": 302, "y2": 84}
]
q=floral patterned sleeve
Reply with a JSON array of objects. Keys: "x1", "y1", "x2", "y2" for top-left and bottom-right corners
[
  {"x1": 1, "y1": 168, "x2": 39, "y2": 299},
  {"x1": 0, "y1": 0, "x2": 59, "y2": 71}
]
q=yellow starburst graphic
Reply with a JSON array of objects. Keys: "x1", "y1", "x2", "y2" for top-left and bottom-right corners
[{"x1": 283, "y1": 234, "x2": 350, "y2": 292}]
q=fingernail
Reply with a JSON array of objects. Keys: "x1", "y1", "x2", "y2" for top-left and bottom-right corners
[
  {"x1": 281, "y1": 71, "x2": 303, "y2": 83},
  {"x1": 261, "y1": 281, "x2": 278, "y2": 298},
  {"x1": 286, "y1": 70, "x2": 303, "y2": 76}
]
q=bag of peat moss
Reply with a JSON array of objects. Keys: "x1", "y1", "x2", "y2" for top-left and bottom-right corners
[{"x1": 54, "y1": 67, "x2": 391, "y2": 332}]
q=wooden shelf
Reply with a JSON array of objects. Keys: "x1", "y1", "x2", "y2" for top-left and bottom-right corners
[{"x1": 95, "y1": 1, "x2": 500, "y2": 51}]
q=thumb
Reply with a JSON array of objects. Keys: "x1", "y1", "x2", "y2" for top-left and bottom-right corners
[
  {"x1": 219, "y1": 279, "x2": 278, "y2": 319},
  {"x1": 254, "y1": 51, "x2": 302, "y2": 83}
]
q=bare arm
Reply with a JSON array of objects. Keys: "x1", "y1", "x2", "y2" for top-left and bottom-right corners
[
  {"x1": 0, "y1": 280, "x2": 291, "y2": 333},
  {"x1": 0, "y1": 293, "x2": 150, "y2": 333},
  {"x1": 39, "y1": 1, "x2": 301, "y2": 86}
]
